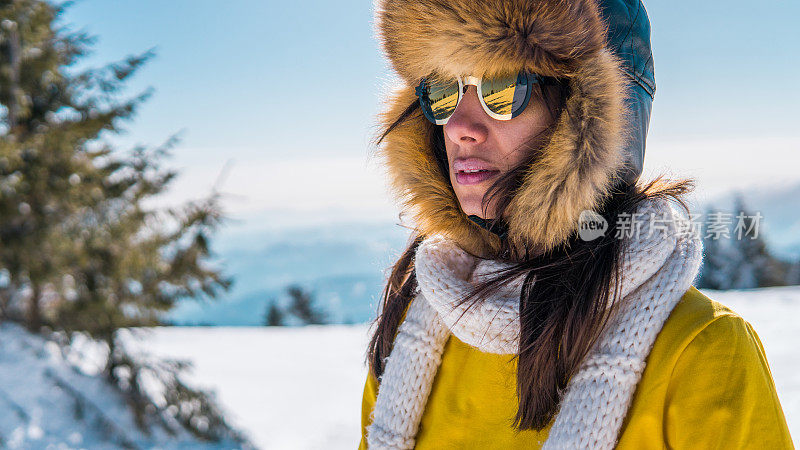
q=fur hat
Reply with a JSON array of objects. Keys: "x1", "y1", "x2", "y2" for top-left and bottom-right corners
[{"x1": 373, "y1": 0, "x2": 655, "y2": 258}]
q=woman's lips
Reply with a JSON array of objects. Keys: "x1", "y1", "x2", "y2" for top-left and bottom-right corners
[
  {"x1": 453, "y1": 157, "x2": 500, "y2": 185},
  {"x1": 455, "y1": 170, "x2": 500, "y2": 185}
]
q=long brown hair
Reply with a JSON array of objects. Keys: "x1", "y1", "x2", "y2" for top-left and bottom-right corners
[{"x1": 366, "y1": 80, "x2": 694, "y2": 430}]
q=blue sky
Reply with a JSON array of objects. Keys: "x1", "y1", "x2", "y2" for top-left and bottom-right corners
[{"x1": 62, "y1": 0, "x2": 800, "y2": 223}]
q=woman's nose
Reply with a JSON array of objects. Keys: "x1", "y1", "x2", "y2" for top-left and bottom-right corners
[{"x1": 443, "y1": 85, "x2": 489, "y2": 146}]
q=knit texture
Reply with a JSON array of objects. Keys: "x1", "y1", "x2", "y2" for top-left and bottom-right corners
[{"x1": 366, "y1": 197, "x2": 704, "y2": 449}]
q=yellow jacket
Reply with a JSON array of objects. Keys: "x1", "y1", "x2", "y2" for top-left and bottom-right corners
[{"x1": 359, "y1": 286, "x2": 794, "y2": 448}]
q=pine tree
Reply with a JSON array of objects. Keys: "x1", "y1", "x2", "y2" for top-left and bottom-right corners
[
  {"x1": 0, "y1": 0, "x2": 233, "y2": 335},
  {"x1": 264, "y1": 299, "x2": 285, "y2": 326},
  {"x1": 786, "y1": 258, "x2": 800, "y2": 285},
  {"x1": 0, "y1": 0, "x2": 155, "y2": 330},
  {"x1": 697, "y1": 207, "x2": 736, "y2": 290},
  {"x1": 730, "y1": 195, "x2": 788, "y2": 288},
  {"x1": 286, "y1": 284, "x2": 327, "y2": 325},
  {"x1": 0, "y1": 1, "x2": 239, "y2": 441}
]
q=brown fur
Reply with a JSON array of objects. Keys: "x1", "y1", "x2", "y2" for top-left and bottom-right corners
[{"x1": 374, "y1": 0, "x2": 631, "y2": 257}]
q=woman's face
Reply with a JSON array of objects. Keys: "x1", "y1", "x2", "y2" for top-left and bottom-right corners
[{"x1": 443, "y1": 84, "x2": 557, "y2": 219}]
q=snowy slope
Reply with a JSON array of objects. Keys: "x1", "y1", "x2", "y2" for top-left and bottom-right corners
[
  {"x1": 135, "y1": 286, "x2": 800, "y2": 449},
  {"x1": 0, "y1": 323, "x2": 251, "y2": 449}
]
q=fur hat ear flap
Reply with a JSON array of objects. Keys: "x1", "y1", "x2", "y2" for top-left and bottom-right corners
[
  {"x1": 504, "y1": 49, "x2": 628, "y2": 255},
  {"x1": 375, "y1": 86, "x2": 504, "y2": 258},
  {"x1": 373, "y1": 0, "x2": 634, "y2": 258}
]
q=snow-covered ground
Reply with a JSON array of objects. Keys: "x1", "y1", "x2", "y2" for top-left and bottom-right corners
[
  {"x1": 133, "y1": 286, "x2": 800, "y2": 449},
  {"x1": 1, "y1": 286, "x2": 796, "y2": 449},
  {"x1": 128, "y1": 324, "x2": 372, "y2": 449},
  {"x1": 0, "y1": 323, "x2": 248, "y2": 449}
]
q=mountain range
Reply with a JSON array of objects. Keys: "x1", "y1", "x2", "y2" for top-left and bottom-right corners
[{"x1": 166, "y1": 182, "x2": 800, "y2": 326}]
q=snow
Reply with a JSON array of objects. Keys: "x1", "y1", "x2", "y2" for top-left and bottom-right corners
[
  {"x1": 1, "y1": 286, "x2": 797, "y2": 449},
  {"x1": 131, "y1": 287, "x2": 800, "y2": 449},
  {"x1": 124, "y1": 324, "x2": 373, "y2": 449},
  {"x1": 0, "y1": 323, "x2": 248, "y2": 449}
]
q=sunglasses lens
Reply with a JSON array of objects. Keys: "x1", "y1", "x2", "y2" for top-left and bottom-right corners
[
  {"x1": 480, "y1": 72, "x2": 534, "y2": 119},
  {"x1": 422, "y1": 77, "x2": 460, "y2": 123}
]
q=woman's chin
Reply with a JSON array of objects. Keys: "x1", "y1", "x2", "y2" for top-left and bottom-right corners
[{"x1": 459, "y1": 202, "x2": 493, "y2": 219}]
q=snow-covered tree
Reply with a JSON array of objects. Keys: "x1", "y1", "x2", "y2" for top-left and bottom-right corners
[
  {"x1": 0, "y1": 0, "x2": 236, "y2": 441},
  {"x1": 698, "y1": 196, "x2": 793, "y2": 290},
  {"x1": 697, "y1": 207, "x2": 737, "y2": 290},
  {"x1": 729, "y1": 195, "x2": 789, "y2": 288},
  {"x1": 787, "y1": 259, "x2": 800, "y2": 285},
  {"x1": 264, "y1": 300, "x2": 285, "y2": 326},
  {"x1": 286, "y1": 284, "x2": 328, "y2": 325}
]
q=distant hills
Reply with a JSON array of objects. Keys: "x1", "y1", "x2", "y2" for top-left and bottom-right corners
[
  {"x1": 166, "y1": 220, "x2": 411, "y2": 326},
  {"x1": 167, "y1": 182, "x2": 800, "y2": 326}
]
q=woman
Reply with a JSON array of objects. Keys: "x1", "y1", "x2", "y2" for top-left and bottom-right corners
[{"x1": 359, "y1": 0, "x2": 793, "y2": 448}]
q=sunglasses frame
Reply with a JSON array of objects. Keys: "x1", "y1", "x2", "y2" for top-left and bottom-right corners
[{"x1": 415, "y1": 71, "x2": 546, "y2": 125}]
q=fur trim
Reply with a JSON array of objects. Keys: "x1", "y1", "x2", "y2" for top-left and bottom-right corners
[
  {"x1": 374, "y1": 0, "x2": 631, "y2": 257},
  {"x1": 376, "y1": 0, "x2": 609, "y2": 82}
]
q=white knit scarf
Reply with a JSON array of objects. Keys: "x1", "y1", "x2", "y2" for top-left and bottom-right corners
[{"x1": 366, "y1": 198, "x2": 703, "y2": 449}]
